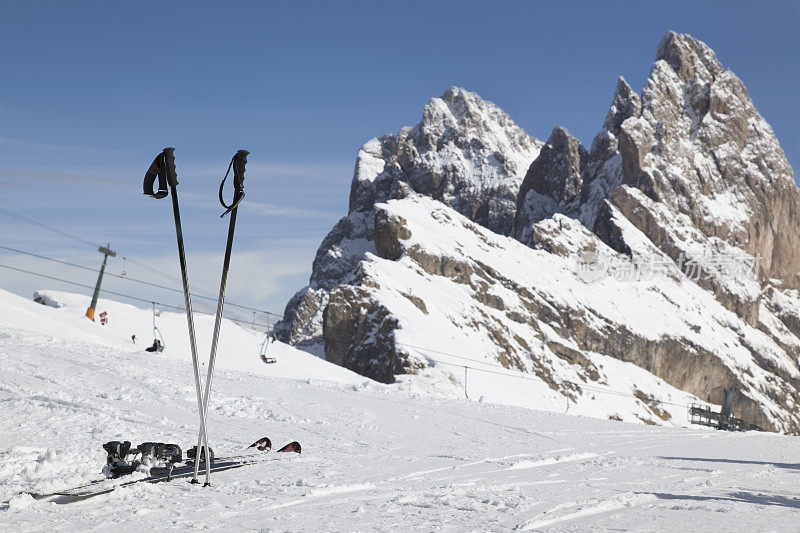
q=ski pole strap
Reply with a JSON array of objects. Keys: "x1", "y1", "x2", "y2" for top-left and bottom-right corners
[
  {"x1": 144, "y1": 147, "x2": 178, "y2": 199},
  {"x1": 219, "y1": 149, "x2": 248, "y2": 218}
]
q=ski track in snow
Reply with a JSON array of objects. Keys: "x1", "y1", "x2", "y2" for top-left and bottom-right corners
[{"x1": 1, "y1": 289, "x2": 800, "y2": 531}]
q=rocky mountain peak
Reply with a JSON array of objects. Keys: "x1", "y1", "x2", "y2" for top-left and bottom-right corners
[
  {"x1": 655, "y1": 31, "x2": 723, "y2": 84},
  {"x1": 278, "y1": 87, "x2": 541, "y2": 347},
  {"x1": 612, "y1": 31, "x2": 800, "y2": 285},
  {"x1": 422, "y1": 86, "x2": 492, "y2": 130},
  {"x1": 602, "y1": 77, "x2": 641, "y2": 135},
  {"x1": 513, "y1": 127, "x2": 586, "y2": 241},
  {"x1": 348, "y1": 86, "x2": 541, "y2": 235}
]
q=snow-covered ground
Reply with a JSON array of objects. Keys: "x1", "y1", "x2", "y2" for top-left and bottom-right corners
[{"x1": 2, "y1": 289, "x2": 800, "y2": 530}]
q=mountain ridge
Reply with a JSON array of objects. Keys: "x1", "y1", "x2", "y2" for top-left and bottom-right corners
[{"x1": 276, "y1": 31, "x2": 800, "y2": 432}]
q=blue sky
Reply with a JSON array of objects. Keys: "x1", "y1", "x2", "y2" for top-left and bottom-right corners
[{"x1": 1, "y1": 1, "x2": 798, "y2": 324}]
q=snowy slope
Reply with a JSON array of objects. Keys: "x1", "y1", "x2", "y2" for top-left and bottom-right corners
[
  {"x1": 2, "y1": 288, "x2": 800, "y2": 531},
  {"x1": 9, "y1": 289, "x2": 366, "y2": 384},
  {"x1": 319, "y1": 194, "x2": 792, "y2": 426},
  {"x1": 4, "y1": 288, "x2": 712, "y2": 428}
]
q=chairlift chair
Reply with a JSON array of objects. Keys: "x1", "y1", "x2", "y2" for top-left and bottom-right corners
[
  {"x1": 259, "y1": 333, "x2": 276, "y2": 364},
  {"x1": 146, "y1": 302, "x2": 166, "y2": 353}
]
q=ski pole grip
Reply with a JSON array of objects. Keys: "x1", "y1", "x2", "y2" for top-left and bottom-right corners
[
  {"x1": 143, "y1": 147, "x2": 178, "y2": 198},
  {"x1": 162, "y1": 147, "x2": 178, "y2": 188},
  {"x1": 219, "y1": 149, "x2": 248, "y2": 217},
  {"x1": 232, "y1": 149, "x2": 248, "y2": 191}
]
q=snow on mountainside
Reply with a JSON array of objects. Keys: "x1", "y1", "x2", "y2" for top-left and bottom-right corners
[
  {"x1": 276, "y1": 32, "x2": 800, "y2": 434},
  {"x1": 2, "y1": 288, "x2": 704, "y2": 425},
  {"x1": 324, "y1": 195, "x2": 710, "y2": 421},
  {"x1": 3, "y1": 286, "x2": 800, "y2": 531}
]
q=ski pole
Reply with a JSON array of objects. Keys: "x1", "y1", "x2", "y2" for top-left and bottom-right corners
[
  {"x1": 193, "y1": 149, "x2": 249, "y2": 486},
  {"x1": 143, "y1": 147, "x2": 210, "y2": 485}
]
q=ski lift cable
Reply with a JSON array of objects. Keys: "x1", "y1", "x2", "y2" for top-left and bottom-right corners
[
  {"x1": 0, "y1": 243, "x2": 253, "y2": 318},
  {"x1": 0, "y1": 243, "x2": 276, "y2": 317},
  {"x1": 321, "y1": 330, "x2": 705, "y2": 410},
  {"x1": 431, "y1": 359, "x2": 695, "y2": 409},
  {"x1": 0, "y1": 207, "x2": 218, "y2": 300},
  {"x1": 123, "y1": 256, "x2": 217, "y2": 300},
  {"x1": 0, "y1": 261, "x2": 707, "y2": 412},
  {"x1": 0, "y1": 262, "x2": 273, "y2": 330},
  {"x1": 315, "y1": 327, "x2": 696, "y2": 409},
  {"x1": 0, "y1": 207, "x2": 99, "y2": 247}
]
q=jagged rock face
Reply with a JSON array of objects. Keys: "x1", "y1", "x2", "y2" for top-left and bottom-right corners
[
  {"x1": 513, "y1": 78, "x2": 641, "y2": 239},
  {"x1": 513, "y1": 127, "x2": 586, "y2": 243},
  {"x1": 349, "y1": 87, "x2": 542, "y2": 236},
  {"x1": 614, "y1": 32, "x2": 800, "y2": 286},
  {"x1": 591, "y1": 32, "x2": 800, "y2": 335},
  {"x1": 516, "y1": 31, "x2": 800, "y2": 316},
  {"x1": 518, "y1": 32, "x2": 799, "y2": 290},
  {"x1": 278, "y1": 32, "x2": 800, "y2": 432},
  {"x1": 275, "y1": 88, "x2": 541, "y2": 347}
]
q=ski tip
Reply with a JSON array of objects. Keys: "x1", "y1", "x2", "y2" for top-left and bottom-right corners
[
  {"x1": 277, "y1": 441, "x2": 301, "y2": 454},
  {"x1": 248, "y1": 437, "x2": 272, "y2": 451}
]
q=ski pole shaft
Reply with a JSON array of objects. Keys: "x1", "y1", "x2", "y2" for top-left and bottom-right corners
[
  {"x1": 193, "y1": 149, "x2": 248, "y2": 486},
  {"x1": 144, "y1": 147, "x2": 210, "y2": 486},
  {"x1": 196, "y1": 206, "x2": 237, "y2": 485},
  {"x1": 170, "y1": 185, "x2": 211, "y2": 485}
]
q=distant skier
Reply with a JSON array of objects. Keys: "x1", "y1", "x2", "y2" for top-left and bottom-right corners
[{"x1": 131, "y1": 334, "x2": 136, "y2": 344}]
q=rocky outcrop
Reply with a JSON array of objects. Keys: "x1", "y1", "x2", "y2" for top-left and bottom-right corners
[
  {"x1": 611, "y1": 32, "x2": 800, "y2": 288},
  {"x1": 514, "y1": 31, "x2": 800, "y2": 324},
  {"x1": 514, "y1": 77, "x2": 641, "y2": 243},
  {"x1": 349, "y1": 86, "x2": 542, "y2": 236},
  {"x1": 275, "y1": 88, "x2": 541, "y2": 348},
  {"x1": 513, "y1": 127, "x2": 586, "y2": 242},
  {"x1": 516, "y1": 32, "x2": 800, "y2": 292},
  {"x1": 510, "y1": 31, "x2": 800, "y2": 427}
]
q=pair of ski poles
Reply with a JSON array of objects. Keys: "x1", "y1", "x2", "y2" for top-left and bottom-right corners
[{"x1": 143, "y1": 147, "x2": 249, "y2": 486}]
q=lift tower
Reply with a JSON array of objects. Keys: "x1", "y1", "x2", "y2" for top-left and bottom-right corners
[{"x1": 86, "y1": 244, "x2": 116, "y2": 321}]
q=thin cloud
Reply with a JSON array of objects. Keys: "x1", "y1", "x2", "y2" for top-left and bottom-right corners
[
  {"x1": 246, "y1": 162, "x2": 353, "y2": 179},
  {"x1": 0, "y1": 136, "x2": 125, "y2": 154},
  {"x1": 174, "y1": 161, "x2": 353, "y2": 181},
  {"x1": 178, "y1": 191, "x2": 341, "y2": 220},
  {"x1": 0, "y1": 169, "x2": 120, "y2": 187},
  {"x1": 246, "y1": 199, "x2": 342, "y2": 219}
]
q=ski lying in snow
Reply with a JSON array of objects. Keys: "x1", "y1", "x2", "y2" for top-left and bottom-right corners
[
  {"x1": 26, "y1": 438, "x2": 301, "y2": 503},
  {"x1": 29, "y1": 459, "x2": 258, "y2": 503},
  {"x1": 277, "y1": 441, "x2": 301, "y2": 453}
]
